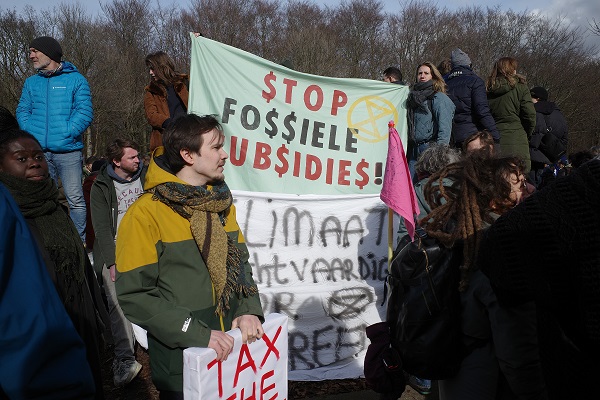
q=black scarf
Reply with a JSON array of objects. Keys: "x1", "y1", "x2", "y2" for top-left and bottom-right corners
[
  {"x1": 0, "y1": 173, "x2": 86, "y2": 284},
  {"x1": 406, "y1": 80, "x2": 435, "y2": 142}
]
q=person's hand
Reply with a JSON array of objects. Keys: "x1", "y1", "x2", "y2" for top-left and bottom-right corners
[
  {"x1": 208, "y1": 330, "x2": 234, "y2": 361},
  {"x1": 231, "y1": 315, "x2": 264, "y2": 344},
  {"x1": 109, "y1": 264, "x2": 116, "y2": 282}
]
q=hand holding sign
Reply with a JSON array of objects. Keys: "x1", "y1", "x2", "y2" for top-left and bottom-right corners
[
  {"x1": 232, "y1": 315, "x2": 264, "y2": 344},
  {"x1": 208, "y1": 330, "x2": 234, "y2": 361},
  {"x1": 184, "y1": 313, "x2": 288, "y2": 400}
]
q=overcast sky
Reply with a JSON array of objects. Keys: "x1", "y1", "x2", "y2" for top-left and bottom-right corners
[{"x1": 2, "y1": 0, "x2": 599, "y2": 49}]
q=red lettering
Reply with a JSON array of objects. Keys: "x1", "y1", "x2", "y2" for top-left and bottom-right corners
[
  {"x1": 304, "y1": 85, "x2": 324, "y2": 112},
  {"x1": 207, "y1": 359, "x2": 224, "y2": 398},
  {"x1": 305, "y1": 155, "x2": 322, "y2": 180},
  {"x1": 292, "y1": 151, "x2": 301, "y2": 177},
  {"x1": 260, "y1": 370, "x2": 277, "y2": 400},
  {"x1": 260, "y1": 326, "x2": 282, "y2": 368},
  {"x1": 226, "y1": 394, "x2": 237, "y2": 400},
  {"x1": 326, "y1": 158, "x2": 334, "y2": 185},
  {"x1": 331, "y1": 90, "x2": 348, "y2": 116},
  {"x1": 282, "y1": 78, "x2": 297, "y2": 104},
  {"x1": 242, "y1": 382, "x2": 257, "y2": 400},
  {"x1": 233, "y1": 344, "x2": 257, "y2": 387},
  {"x1": 230, "y1": 136, "x2": 248, "y2": 166},
  {"x1": 338, "y1": 160, "x2": 351, "y2": 185},
  {"x1": 253, "y1": 142, "x2": 271, "y2": 170}
]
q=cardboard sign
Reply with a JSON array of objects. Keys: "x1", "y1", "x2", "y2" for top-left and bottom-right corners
[{"x1": 184, "y1": 313, "x2": 288, "y2": 400}]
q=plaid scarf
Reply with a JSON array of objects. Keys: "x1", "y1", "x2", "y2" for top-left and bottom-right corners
[{"x1": 148, "y1": 180, "x2": 257, "y2": 316}]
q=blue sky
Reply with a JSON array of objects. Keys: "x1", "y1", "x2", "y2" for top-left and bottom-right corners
[{"x1": 2, "y1": 0, "x2": 599, "y2": 48}]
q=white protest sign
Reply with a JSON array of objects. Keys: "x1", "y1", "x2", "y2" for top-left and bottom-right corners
[{"x1": 183, "y1": 313, "x2": 288, "y2": 400}]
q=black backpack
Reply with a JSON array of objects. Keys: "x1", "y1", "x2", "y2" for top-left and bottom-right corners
[{"x1": 385, "y1": 227, "x2": 464, "y2": 380}]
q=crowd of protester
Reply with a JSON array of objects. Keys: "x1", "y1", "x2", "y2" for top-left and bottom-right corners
[{"x1": 0, "y1": 34, "x2": 599, "y2": 400}]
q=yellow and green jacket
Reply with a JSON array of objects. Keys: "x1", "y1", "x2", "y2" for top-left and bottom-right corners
[{"x1": 115, "y1": 148, "x2": 263, "y2": 391}]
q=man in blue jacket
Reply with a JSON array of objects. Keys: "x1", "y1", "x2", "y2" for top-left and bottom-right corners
[
  {"x1": 16, "y1": 36, "x2": 93, "y2": 241},
  {"x1": 445, "y1": 48, "x2": 499, "y2": 148}
]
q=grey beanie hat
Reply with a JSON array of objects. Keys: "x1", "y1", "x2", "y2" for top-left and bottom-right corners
[
  {"x1": 451, "y1": 48, "x2": 471, "y2": 68},
  {"x1": 29, "y1": 36, "x2": 63, "y2": 63}
]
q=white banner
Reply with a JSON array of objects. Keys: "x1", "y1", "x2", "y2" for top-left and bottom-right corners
[
  {"x1": 234, "y1": 191, "x2": 398, "y2": 380},
  {"x1": 184, "y1": 313, "x2": 289, "y2": 400}
]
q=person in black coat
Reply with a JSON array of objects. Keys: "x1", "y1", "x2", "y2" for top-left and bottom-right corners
[
  {"x1": 528, "y1": 86, "x2": 568, "y2": 186},
  {"x1": 444, "y1": 49, "x2": 500, "y2": 148},
  {"x1": 479, "y1": 158, "x2": 600, "y2": 400}
]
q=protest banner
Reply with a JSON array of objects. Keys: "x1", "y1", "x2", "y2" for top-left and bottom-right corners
[
  {"x1": 188, "y1": 34, "x2": 408, "y2": 380},
  {"x1": 184, "y1": 313, "x2": 288, "y2": 400}
]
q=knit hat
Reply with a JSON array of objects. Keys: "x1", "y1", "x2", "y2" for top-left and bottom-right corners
[
  {"x1": 29, "y1": 36, "x2": 63, "y2": 63},
  {"x1": 530, "y1": 86, "x2": 548, "y2": 101},
  {"x1": 451, "y1": 48, "x2": 471, "y2": 68}
]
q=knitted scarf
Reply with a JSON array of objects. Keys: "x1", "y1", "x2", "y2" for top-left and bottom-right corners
[
  {"x1": 407, "y1": 80, "x2": 435, "y2": 142},
  {"x1": 0, "y1": 173, "x2": 86, "y2": 284},
  {"x1": 148, "y1": 180, "x2": 258, "y2": 316}
]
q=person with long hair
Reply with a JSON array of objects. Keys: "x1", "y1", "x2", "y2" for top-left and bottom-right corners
[
  {"x1": 0, "y1": 128, "x2": 108, "y2": 398},
  {"x1": 406, "y1": 62, "x2": 455, "y2": 181},
  {"x1": 144, "y1": 51, "x2": 189, "y2": 151},
  {"x1": 420, "y1": 155, "x2": 545, "y2": 399},
  {"x1": 486, "y1": 57, "x2": 536, "y2": 172}
]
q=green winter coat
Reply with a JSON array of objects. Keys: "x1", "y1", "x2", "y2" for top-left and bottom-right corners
[
  {"x1": 487, "y1": 78, "x2": 536, "y2": 172},
  {"x1": 115, "y1": 148, "x2": 264, "y2": 392},
  {"x1": 90, "y1": 163, "x2": 146, "y2": 275}
]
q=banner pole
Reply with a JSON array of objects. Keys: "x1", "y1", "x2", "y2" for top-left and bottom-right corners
[{"x1": 387, "y1": 208, "x2": 393, "y2": 269}]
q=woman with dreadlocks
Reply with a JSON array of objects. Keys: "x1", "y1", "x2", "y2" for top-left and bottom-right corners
[
  {"x1": 0, "y1": 128, "x2": 107, "y2": 398},
  {"x1": 420, "y1": 155, "x2": 545, "y2": 399}
]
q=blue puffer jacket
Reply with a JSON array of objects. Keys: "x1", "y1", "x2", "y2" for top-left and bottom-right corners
[
  {"x1": 445, "y1": 66, "x2": 499, "y2": 144},
  {"x1": 16, "y1": 61, "x2": 93, "y2": 152},
  {"x1": 412, "y1": 91, "x2": 455, "y2": 145}
]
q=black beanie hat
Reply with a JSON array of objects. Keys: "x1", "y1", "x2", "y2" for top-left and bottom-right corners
[
  {"x1": 530, "y1": 86, "x2": 548, "y2": 101},
  {"x1": 29, "y1": 36, "x2": 63, "y2": 63}
]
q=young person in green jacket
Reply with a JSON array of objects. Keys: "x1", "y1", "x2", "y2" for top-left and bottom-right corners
[
  {"x1": 115, "y1": 114, "x2": 264, "y2": 399},
  {"x1": 90, "y1": 138, "x2": 146, "y2": 387}
]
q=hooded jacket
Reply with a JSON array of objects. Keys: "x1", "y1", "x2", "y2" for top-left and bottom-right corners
[
  {"x1": 445, "y1": 66, "x2": 499, "y2": 144},
  {"x1": 16, "y1": 61, "x2": 93, "y2": 152},
  {"x1": 115, "y1": 148, "x2": 263, "y2": 391},
  {"x1": 487, "y1": 78, "x2": 536, "y2": 171},
  {"x1": 529, "y1": 101, "x2": 568, "y2": 164},
  {"x1": 144, "y1": 75, "x2": 189, "y2": 151},
  {"x1": 90, "y1": 162, "x2": 146, "y2": 275}
]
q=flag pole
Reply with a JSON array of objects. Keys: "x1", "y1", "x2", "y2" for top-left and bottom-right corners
[
  {"x1": 388, "y1": 208, "x2": 394, "y2": 265},
  {"x1": 387, "y1": 121, "x2": 395, "y2": 267}
]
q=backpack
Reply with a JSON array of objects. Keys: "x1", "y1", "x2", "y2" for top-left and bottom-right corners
[{"x1": 385, "y1": 227, "x2": 464, "y2": 380}]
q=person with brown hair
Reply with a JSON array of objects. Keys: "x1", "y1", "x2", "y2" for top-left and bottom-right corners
[
  {"x1": 486, "y1": 57, "x2": 536, "y2": 172},
  {"x1": 420, "y1": 155, "x2": 543, "y2": 399},
  {"x1": 406, "y1": 62, "x2": 455, "y2": 181},
  {"x1": 144, "y1": 51, "x2": 189, "y2": 151},
  {"x1": 462, "y1": 130, "x2": 495, "y2": 157},
  {"x1": 115, "y1": 114, "x2": 264, "y2": 399},
  {"x1": 91, "y1": 138, "x2": 146, "y2": 387}
]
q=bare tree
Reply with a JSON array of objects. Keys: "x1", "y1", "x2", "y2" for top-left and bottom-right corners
[{"x1": 1, "y1": 0, "x2": 597, "y2": 156}]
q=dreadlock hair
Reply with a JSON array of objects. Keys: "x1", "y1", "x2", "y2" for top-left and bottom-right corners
[{"x1": 420, "y1": 155, "x2": 525, "y2": 292}]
